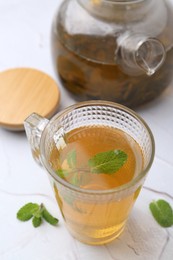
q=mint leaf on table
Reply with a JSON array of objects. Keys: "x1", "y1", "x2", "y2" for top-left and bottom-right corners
[
  {"x1": 149, "y1": 199, "x2": 173, "y2": 228},
  {"x1": 42, "y1": 205, "x2": 59, "y2": 226},
  {"x1": 88, "y1": 150, "x2": 127, "y2": 174},
  {"x1": 32, "y1": 216, "x2": 42, "y2": 228},
  {"x1": 17, "y1": 203, "x2": 39, "y2": 221},
  {"x1": 17, "y1": 203, "x2": 59, "y2": 228}
]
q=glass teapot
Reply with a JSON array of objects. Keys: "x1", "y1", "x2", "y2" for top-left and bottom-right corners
[{"x1": 51, "y1": 0, "x2": 173, "y2": 107}]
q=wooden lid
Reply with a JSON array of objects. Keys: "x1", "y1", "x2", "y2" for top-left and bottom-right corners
[{"x1": 0, "y1": 68, "x2": 60, "y2": 130}]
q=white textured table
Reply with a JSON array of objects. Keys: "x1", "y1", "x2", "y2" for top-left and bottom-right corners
[{"x1": 0, "y1": 1, "x2": 173, "y2": 259}]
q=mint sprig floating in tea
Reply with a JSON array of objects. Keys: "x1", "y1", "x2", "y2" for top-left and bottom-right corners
[
  {"x1": 149, "y1": 199, "x2": 173, "y2": 228},
  {"x1": 17, "y1": 203, "x2": 59, "y2": 228},
  {"x1": 88, "y1": 150, "x2": 127, "y2": 174},
  {"x1": 56, "y1": 149, "x2": 127, "y2": 186}
]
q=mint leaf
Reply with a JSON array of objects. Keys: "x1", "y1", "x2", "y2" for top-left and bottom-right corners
[
  {"x1": 17, "y1": 203, "x2": 39, "y2": 221},
  {"x1": 67, "y1": 149, "x2": 76, "y2": 168},
  {"x1": 56, "y1": 169, "x2": 69, "y2": 178},
  {"x1": 32, "y1": 204, "x2": 44, "y2": 218},
  {"x1": 56, "y1": 149, "x2": 127, "y2": 188},
  {"x1": 70, "y1": 173, "x2": 80, "y2": 186},
  {"x1": 149, "y1": 199, "x2": 173, "y2": 227},
  {"x1": 88, "y1": 150, "x2": 127, "y2": 174},
  {"x1": 32, "y1": 216, "x2": 42, "y2": 228},
  {"x1": 56, "y1": 150, "x2": 77, "y2": 179},
  {"x1": 42, "y1": 205, "x2": 59, "y2": 226},
  {"x1": 17, "y1": 203, "x2": 59, "y2": 228}
]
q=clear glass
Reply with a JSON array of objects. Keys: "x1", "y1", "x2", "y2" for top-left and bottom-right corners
[{"x1": 25, "y1": 101, "x2": 155, "y2": 245}]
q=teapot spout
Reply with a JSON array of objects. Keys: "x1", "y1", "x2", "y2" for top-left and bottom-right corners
[
  {"x1": 135, "y1": 38, "x2": 166, "y2": 76},
  {"x1": 24, "y1": 113, "x2": 49, "y2": 165},
  {"x1": 116, "y1": 32, "x2": 166, "y2": 76}
]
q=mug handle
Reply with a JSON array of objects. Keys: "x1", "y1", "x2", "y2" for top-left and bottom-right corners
[{"x1": 24, "y1": 113, "x2": 49, "y2": 165}]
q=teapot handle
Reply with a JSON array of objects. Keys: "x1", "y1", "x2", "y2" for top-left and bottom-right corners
[{"x1": 24, "y1": 113, "x2": 49, "y2": 165}]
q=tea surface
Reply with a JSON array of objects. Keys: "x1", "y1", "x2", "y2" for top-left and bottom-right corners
[{"x1": 50, "y1": 126, "x2": 143, "y2": 190}]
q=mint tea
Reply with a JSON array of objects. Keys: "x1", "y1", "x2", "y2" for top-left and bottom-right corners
[
  {"x1": 50, "y1": 125, "x2": 144, "y2": 244},
  {"x1": 24, "y1": 101, "x2": 154, "y2": 245}
]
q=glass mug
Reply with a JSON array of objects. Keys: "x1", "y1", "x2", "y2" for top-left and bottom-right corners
[{"x1": 24, "y1": 101, "x2": 155, "y2": 245}]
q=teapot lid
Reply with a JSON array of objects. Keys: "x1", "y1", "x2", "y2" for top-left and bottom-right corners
[{"x1": 0, "y1": 68, "x2": 60, "y2": 131}]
